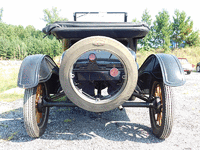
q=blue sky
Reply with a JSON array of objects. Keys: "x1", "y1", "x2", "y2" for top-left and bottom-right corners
[{"x1": 1, "y1": 0, "x2": 200, "y2": 31}]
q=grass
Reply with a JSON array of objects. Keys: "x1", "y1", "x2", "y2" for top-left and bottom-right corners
[
  {"x1": 0, "y1": 131, "x2": 18, "y2": 141},
  {"x1": 7, "y1": 131, "x2": 18, "y2": 141},
  {"x1": 53, "y1": 95, "x2": 67, "y2": 102},
  {"x1": 136, "y1": 47, "x2": 200, "y2": 67},
  {"x1": 168, "y1": 47, "x2": 200, "y2": 65},
  {"x1": 0, "y1": 66, "x2": 19, "y2": 93},
  {"x1": 53, "y1": 56, "x2": 61, "y2": 67},
  {"x1": 0, "y1": 66, "x2": 23, "y2": 102},
  {"x1": 64, "y1": 119, "x2": 72, "y2": 123},
  {"x1": 0, "y1": 93, "x2": 24, "y2": 102},
  {"x1": 0, "y1": 124, "x2": 8, "y2": 128}
]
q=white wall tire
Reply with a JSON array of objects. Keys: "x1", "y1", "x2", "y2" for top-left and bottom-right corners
[{"x1": 59, "y1": 36, "x2": 138, "y2": 112}]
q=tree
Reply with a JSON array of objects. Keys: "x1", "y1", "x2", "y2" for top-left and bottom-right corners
[
  {"x1": 171, "y1": 10, "x2": 193, "y2": 48},
  {"x1": 152, "y1": 10, "x2": 171, "y2": 50},
  {"x1": 142, "y1": 9, "x2": 152, "y2": 27},
  {"x1": 140, "y1": 9, "x2": 153, "y2": 50},
  {"x1": 132, "y1": 18, "x2": 140, "y2": 23},
  {"x1": 0, "y1": 22, "x2": 63, "y2": 59},
  {"x1": 0, "y1": 8, "x2": 3, "y2": 22},
  {"x1": 185, "y1": 31, "x2": 200, "y2": 47},
  {"x1": 42, "y1": 7, "x2": 67, "y2": 25}
]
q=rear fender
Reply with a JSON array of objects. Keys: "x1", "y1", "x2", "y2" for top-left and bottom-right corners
[
  {"x1": 138, "y1": 54, "x2": 185, "y2": 92},
  {"x1": 17, "y1": 54, "x2": 59, "y2": 89}
]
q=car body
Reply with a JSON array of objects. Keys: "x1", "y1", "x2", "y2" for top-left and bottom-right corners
[
  {"x1": 178, "y1": 58, "x2": 194, "y2": 74},
  {"x1": 18, "y1": 12, "x2": 186, "y2": 139}
]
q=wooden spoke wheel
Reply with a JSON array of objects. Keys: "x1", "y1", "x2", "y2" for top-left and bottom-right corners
[
  {"x1": 23, "y1": 83, "x2": 49, "y2": 138},
  {"x1": 149, "y1": 81, "x2": 174, "y2": 139}
]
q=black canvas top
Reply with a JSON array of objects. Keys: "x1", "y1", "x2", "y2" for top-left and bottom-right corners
[{"x1": 42, "y1": 21, "x2": 149, "y2": 39}]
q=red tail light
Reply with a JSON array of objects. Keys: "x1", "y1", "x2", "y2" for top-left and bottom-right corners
[
  {"x1": 110, "y1": 68, "x2": 119, "y2": 77},
  {"x1": 89, "y1": 53, "x2": 96, "y2": 61}
]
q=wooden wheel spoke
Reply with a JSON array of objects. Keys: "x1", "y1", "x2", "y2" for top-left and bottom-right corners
[
  {"x1": 159, "y1": 112, "x2": 163, "y2": 125},
  {"x1": 35, "y1": 84, "x2": 43, "y2": 124},
  {"x1": 154, "y1": 84, "x2": 163, "y2": 126},
  {"x1": 157, "y1": 113, "x2": 160, "y2": 122}
]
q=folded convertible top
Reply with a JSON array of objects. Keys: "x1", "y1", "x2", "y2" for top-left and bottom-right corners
[{"x1": 42, "y1": 21, "x2": 149, "y2": 39}]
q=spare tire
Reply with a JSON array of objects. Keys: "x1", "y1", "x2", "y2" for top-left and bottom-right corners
[{"x1": 59, "y1": 36, "x2": 138, "y2": 112}]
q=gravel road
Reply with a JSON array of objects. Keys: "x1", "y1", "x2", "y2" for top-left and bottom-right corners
[{"x1": 0, "y1": 72, "x2": 199, "y2": 150}]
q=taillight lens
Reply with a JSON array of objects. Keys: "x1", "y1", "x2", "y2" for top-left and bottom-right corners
[
  {"x1": 110, "y1": 68, "x2": 119, "y2": 77},
  {"x1": 88, "y1": 53, "x2": 96, "y2": 61}
]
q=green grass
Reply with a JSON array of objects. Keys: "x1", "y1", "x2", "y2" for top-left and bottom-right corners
[
  {"x1": 137, "y1": 47, "x2": 200, "y2": 67},
  {"x1": 168, "y1": 47, "x2": 200, "y2": 65},
  {"x1": 53, "y1": 95, "x2": 67, "y2": 102},
  {"x1": 0, "y1": 93, "x2": 24, "y2": 102},
  {"x1": 64, "y1": 119, "x2": 72, "y2": 123},
  {"x1": 0, "y1": 67, "x2": 19, "y2": 93},
  {"x1": 7, "y1": 132, "x2": 18, "y2": 141},
  {"x1": 0, "y1": 66, "x2": 23, "y2": 102},
  {"x1": 0, "y1": 124, "x2": 8, "y2": 128},
  {"x1": 0, "y1": 131, "x2": 18, "y2": 141}
]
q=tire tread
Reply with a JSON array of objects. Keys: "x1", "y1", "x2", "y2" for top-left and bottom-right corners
[
  {"x1": 159, "y1": 84, "x2": 173, "y2": 139},
  {"x1": 149, "y1": 81, "x2": 174, "y2": 139},
  {"x1": 23, "y1": 85, "x2": 49, "y2": 138}
]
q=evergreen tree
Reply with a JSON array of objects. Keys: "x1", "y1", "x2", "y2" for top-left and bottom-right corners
[
  {"x1": 171, "y1": 10, "x2": 193, "y2": 48},
  {"x1": 185, "y1": 31, "x2": 200, "y2": 47},
  {"x1": 43, "y1": 7, "x2": 68, "y2": 25},
  {"x1": 132, "y1": 18, "x2": 140, "y2": 23},
  {"x1": 140, "y1": 9, "x2": 153, "y2": 50},
  {"x1": 0, "y1": 8, "x2": 3, "y2": 22},
  {"x1": 142, "y1": 9, "x2": 152, "y2": 26},
  {"x1": 152, "y1": 10, "x2": 171, "y2": 50}
]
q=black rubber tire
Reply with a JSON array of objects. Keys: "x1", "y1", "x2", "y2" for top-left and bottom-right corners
[
  {"x1": 149, "y1": 81, "x2": 174, "y2": 139},
  {"x1": 23, "y1": 83, "x2": 49, "y2": 138},
  {"x1": 187, "y1": 71, "x2": 191, "y2": 75},
  {"x1": 196, "y1": 65, "x2": 200, "y2": 72},
  {"x1": 60, "y1": 36, "x2": 138, "y2": 112}
]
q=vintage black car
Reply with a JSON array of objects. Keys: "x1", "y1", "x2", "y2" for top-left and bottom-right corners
[{"x1": 17, "y1": 12, "x2": 185, "y2": 139}]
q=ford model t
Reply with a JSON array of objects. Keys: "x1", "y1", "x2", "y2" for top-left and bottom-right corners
[{"x1": 17, "y1": 12, "x2": 185, "y2": 139}]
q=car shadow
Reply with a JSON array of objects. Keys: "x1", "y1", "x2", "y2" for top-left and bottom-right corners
[{"x1": 0, "y1": 105, "x2": 164, "y2": 143}]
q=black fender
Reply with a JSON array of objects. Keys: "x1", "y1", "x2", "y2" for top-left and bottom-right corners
[
  {"x1": 138, "y1": 53, "x2": 185, "y2": 93},
  {"x1": 17, "y1": 54, "x2": 59, "y2": 90}
]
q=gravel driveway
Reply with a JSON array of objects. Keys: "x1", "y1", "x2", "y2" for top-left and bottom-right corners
[{"x1": 0, "y1": 72, "x2": 199, "y2": 150}]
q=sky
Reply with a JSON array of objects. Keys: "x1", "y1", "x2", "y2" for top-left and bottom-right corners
[{"x1": 1, "y1": 0, "x2": 200, "y2": 31}]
